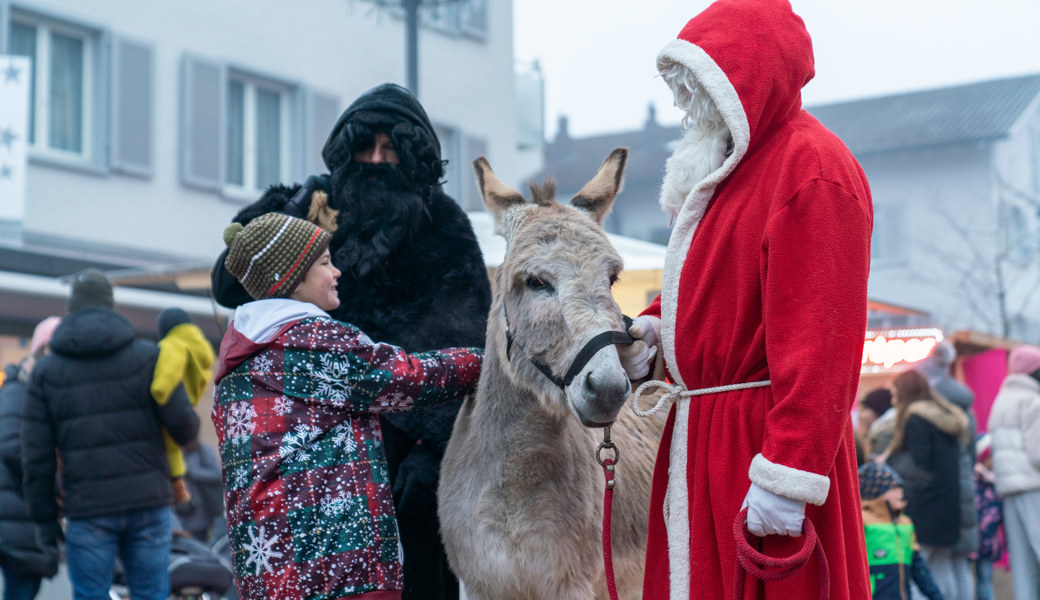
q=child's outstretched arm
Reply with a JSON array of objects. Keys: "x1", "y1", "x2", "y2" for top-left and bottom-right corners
[{"x1": 283, "y1": 318, "x2": 482, "y2": 413}]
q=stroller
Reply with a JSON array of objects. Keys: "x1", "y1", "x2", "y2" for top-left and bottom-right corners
[{"x1": 109, "y1": 532, "x2": 235, "y2": 600}]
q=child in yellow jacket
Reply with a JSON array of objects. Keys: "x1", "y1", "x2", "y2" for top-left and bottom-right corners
[{"x1": 151, "y1": 308, "x2": 215, "y2": 504}]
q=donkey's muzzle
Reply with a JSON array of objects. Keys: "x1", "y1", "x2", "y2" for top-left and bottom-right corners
[{"x1": 576, "y1": 368, "x2": 632, "y2": 427}]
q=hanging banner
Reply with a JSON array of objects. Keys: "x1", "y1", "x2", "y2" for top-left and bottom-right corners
[
  {"x1": 862, "y1": 327, "x2": 944, "y2": 374},
  {"x1": 0, "y1": 55, "x2": 31, "y2": 223}
]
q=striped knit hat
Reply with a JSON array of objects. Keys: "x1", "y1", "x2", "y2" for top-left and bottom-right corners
[{"x1": 223, "y1": 213, "x2": 331, "y2": 301}]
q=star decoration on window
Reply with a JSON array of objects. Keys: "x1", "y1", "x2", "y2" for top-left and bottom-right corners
[
  {"x1": 2, "y1": 61, "x2": 21, "y2": 84},
  {"x1": 0, "y1": 127, "x2": 17, "y2": 151}
]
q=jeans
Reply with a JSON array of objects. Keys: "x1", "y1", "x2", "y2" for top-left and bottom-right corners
[
  {"x1": 65, "y1": 507, "x2": 171, "y2": 600},
  {"x1": 976, "y1": 558, "x2": 995, "y2": 600},
  {"x1": 0, "y1": 564, "x2": 42, "y2": 600},
  {"x1": 918, "y1": 545, "x2": 974, "y2": 600},
  {"x1": 1004, "y1": 490, "x2": 1040, "y2": 600}
]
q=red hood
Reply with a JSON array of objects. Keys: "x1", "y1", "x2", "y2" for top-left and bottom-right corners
[
  {"x1": 659, "y1": 0, "x2": 814, "y2": 152},
  {"x1": 214, "y1": 299, "x2": 330, "y2": 382},
  {"x1": 214, "y1": 321, "x2": 293, "y2": 381}
]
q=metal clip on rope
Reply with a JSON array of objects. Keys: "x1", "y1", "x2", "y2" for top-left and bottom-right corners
[{"x1": 598, "y1": 426, "x2": 619, "y2": 600}]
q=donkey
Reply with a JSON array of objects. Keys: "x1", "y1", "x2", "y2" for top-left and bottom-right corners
[{"x1": 438, "y1": 148, "x2": 666, "y2": 600}]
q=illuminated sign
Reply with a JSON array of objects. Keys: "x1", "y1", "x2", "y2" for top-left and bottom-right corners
[{"x1": 862, "y1": 328, "x2": 944, "y2": 373}]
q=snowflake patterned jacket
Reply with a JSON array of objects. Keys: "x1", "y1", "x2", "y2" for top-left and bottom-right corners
[{"x1": 212, "y1": 299, "x2": 482, "y2": 600}]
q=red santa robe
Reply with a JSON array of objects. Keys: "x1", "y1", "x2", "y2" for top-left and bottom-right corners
[{"x1": 641, "y1": 0, "x2": 873, "y2": 598}]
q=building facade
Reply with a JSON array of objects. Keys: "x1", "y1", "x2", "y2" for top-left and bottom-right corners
[{"x1": 0, "y1": 0, "x2": 538, "y2": 340}]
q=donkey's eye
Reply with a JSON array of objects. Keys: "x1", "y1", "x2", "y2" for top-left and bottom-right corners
[
  {"x1": 609, "y1": 273, "x2": 619, "y2": 287},
  {"x1": 526, "y1": 275, "x2": 553, "y2": 293}
]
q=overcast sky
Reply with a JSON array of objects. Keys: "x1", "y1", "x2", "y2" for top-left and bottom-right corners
[{"x1": 513, "y1": 1, "x2": 1040, "y2": 139}]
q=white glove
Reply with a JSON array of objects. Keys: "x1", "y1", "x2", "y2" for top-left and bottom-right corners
[
  {"x1": 741, "y1": 482, "x2": 806, "y2": 537},
  {"x1": 618, "y1": 316, "x2": 661, "y2": 380}
]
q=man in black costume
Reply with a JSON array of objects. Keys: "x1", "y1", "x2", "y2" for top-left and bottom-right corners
[{"x1": 211, "y1": 83, "x2": 491, "y2": 600}]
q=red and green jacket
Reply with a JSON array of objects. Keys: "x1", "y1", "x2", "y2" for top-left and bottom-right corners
[{"x1": 212, "y1": 299, "x2": 482, "y2": 600}]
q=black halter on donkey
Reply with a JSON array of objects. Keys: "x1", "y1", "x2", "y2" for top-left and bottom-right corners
[{"x1": 502, "y1": 301, "x2": 635, "y2": 391}]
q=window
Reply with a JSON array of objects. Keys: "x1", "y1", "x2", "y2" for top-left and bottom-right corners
[
  {"x1": 384, "y1": 0, "x2": 487, "y2": 40},
  {"x1": 434, "y1": 123, "x2": 462, "y2": 203},
  {"x1": 3, "y1": 9, "x2": 153, "y2": 175},
  {"x1": 8, "y1": 14, "x2": 95, "y2": 159},
  {"x1": 1002, "y1": 203, "x2": 1036, "y2": 266},
  {"x1": 871, "y1": 204, "x2": 906, "y2": 262},
  {"x1": 225, "y1": 74, "x2": 291, "y2": 193},
  {"x1": 181, "y1": 55, "x2": 340, "y2": 198}
]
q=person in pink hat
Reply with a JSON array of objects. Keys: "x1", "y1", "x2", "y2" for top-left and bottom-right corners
[
  {"x1": 987, "y1": 344, "x2": 1040, "y2": 600},
  {"x1": 618, "y1": 0, "x2": 872, "y2": 597},
  {"x1": 0, "y1": 316, "x2": 62, "y2": 600}
]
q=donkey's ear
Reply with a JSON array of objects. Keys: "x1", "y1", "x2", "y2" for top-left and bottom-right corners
[
  {"x1": 473, "y1": 156, "x2": 526, "y2": 214},
  {"x1": 474, "y1": 156, "x2": 528, "y2": 239},
  {"x1": 569, "y1": 148, "x2": 628, "y2": 226}
]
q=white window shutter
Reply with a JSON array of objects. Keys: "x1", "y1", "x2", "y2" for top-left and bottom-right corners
[
  {"x1": 111, "y1": 37, "x2": 153, "y2": 177},
  {"x1": 461, "y1": 135, "x2": 488, "y2": 211},
  {"x1": 304, "y1": 89, "x2": 340, "y2": 175},
  {"x1": 180, "y1": 54, "x2": 224, "y2": 190}
]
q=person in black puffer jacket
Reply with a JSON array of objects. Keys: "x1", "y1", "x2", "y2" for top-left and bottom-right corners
[
  {"x1": 210, "y1": 83, "x2": 491, "y2": 600},
  {"x1": 0, "y1": 317, "x2": 62, "y2": 600},
  {"x1": 22, "y1": 269, "x2": 200, "y2": 600}
]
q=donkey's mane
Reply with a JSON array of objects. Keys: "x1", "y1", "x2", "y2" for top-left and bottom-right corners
[{"x1": 527, "y1": 180, "x2": 557, "y2": 207}]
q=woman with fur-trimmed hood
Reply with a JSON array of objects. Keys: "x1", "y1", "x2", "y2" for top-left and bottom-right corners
[
  {"x1": 210, "y1": 83, "x2": 491, "y2": 600},
  {"x1": 880, "y1": 369, "x2": 971, "y2": 600},
  {"x1": 617, "y1": 0, "x2": 873, "y2": 597}
]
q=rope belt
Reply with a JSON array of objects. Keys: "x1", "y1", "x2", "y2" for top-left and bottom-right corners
[{"x1": 631, "y1": 379, "x2": 772, "y2": 417}]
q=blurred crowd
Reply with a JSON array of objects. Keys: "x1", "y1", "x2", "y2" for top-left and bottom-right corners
[
  {"x1": 0, "y1": 270, "x2": 226, "y2": 600},
  {"x1": 856, "y1": 342, "x2": 1040, "y2": 600}
]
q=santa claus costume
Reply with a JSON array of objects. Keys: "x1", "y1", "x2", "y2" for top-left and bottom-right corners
[{"x1": 639, "y1": 0, "x2": 873, "y2": 598}]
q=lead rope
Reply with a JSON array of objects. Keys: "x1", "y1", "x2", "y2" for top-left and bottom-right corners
[
  {"x1": 597, "y1": 426, "x2": 620, "y2": 600},
  {"x1": 733, "y1": 508, "x2": 830, "y2": 600}
]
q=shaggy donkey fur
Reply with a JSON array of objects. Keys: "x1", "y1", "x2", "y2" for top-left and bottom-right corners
[{"x1": 439, "y1": 149, "x2": 665, "y2": 600}]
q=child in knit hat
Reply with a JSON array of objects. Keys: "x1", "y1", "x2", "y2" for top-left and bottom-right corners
[
  {"x1": 151, "y1": 307, "x2": 215, "y2": 505},
  {"x1": 212, "y1": 213, "x2": 483, "y2": 600},
  {"x1": 860, "y1": 461, "x2": 944, "y2": 600}
]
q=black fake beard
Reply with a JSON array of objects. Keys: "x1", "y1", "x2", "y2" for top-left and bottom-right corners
[{"x1": 330, "y1": 163, "x2": 430, "y2": 280}]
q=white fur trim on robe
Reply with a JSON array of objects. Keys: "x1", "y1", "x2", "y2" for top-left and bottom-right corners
[
  {"x1": 656, "y1": 38, "x2": 751, "y2": 600},
  {"x1": 749, "y1": 453, "x2": 831, "y2": 506}
]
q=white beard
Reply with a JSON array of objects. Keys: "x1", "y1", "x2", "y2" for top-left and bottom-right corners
[{"x1": 659, "y1": 123, "x2": 730, "y2": 219}]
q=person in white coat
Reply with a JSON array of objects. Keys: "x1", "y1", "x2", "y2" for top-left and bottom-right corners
[{"x1": 988, "y1": 344, "x2": 1040, "y2": 600}]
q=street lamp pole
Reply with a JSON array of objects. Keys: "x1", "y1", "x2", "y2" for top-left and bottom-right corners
[{"x1": 403, "y1": 0, "x2": 420, "y2": 96}]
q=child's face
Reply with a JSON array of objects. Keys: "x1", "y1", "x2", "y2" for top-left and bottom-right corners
[
  {"x1": 291, "y1": 249, "x2": 341, "y2": 311},
  {"x1": 883, "y1": 485, "x2": 907, "y2": 512}
]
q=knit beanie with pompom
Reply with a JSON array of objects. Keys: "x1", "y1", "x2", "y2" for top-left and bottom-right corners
[{"x1": 223, "y1": 213, "x2": 331, "y2": 301}]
